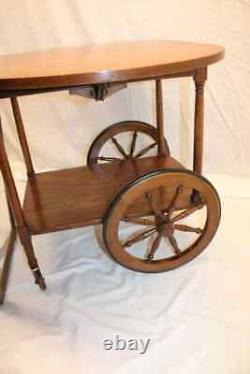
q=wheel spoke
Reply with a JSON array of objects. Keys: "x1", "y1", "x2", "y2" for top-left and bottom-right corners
[
  {"x1": 162, "y1": 185, "x2": 183, "y2": 215},
  {"x1": 111, "y1": 137, "x2": 128, "y2": 158},
  {"x1": 129, "y1": 131, "x2": 138, "y2": 156},
  {"x1": 175, "y1": 224, "x2": 203, "y2": 234},
  {"x1": 145, "y1": 192, "x2": 161, "y2": 217},
  {"x1": 168, "y1": 235, "x2": 182, "y2": 257},
  {"x1": 123, "y1": 216, "x2": 155, "y2": 226},
  {"x1": 135, "y1": 142, "x2": 157, "y2": 157},
  {"x1": 97, "y1": 156, "x2": 122, "y2": 162},
  {"x1": 171, "y1": 203, "x2": 205, "y2": 223},
  {"x1": 122, "y1": 227, "x2": 156, "y2": 248},
  {"x1": 146, "y1": 233, "x2": 162, "y2": 262}
]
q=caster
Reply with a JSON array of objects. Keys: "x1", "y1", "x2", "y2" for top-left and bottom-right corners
[
  {"x1": 33, "y1": 268, "x2": 47, "y2": 290},
  {"x1": 87, "y1": 121, "x2": 170, "y2": 167},
  {"x1": 103, "y1": 169, "x2": 221, "y2": 273}
]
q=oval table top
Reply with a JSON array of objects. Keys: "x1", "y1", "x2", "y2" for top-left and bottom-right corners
[{"x1": 0, "y1": 40, "x2": 224, "y2": 92}]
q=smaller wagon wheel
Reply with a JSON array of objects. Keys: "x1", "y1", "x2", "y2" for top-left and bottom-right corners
[
  {"x1": 103, "y1": 169, "x2": 221, "y2": 273},
  {"x1": 87, "y1": 121, "x2": 170, "y2": 167}
]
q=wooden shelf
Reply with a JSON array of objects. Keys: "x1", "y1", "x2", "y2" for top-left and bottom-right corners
[{"x1": 23, "y1": 156, "x2": 184, "y2": 235}]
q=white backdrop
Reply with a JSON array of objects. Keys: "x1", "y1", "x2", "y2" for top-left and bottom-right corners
[{"x1": 1, "y1": 1, "x2": 250, "y2": 374}]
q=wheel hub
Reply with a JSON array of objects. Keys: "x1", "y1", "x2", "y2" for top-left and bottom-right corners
[{"x1": 157, "y1": 220, "x2": 174, "y2": 237}]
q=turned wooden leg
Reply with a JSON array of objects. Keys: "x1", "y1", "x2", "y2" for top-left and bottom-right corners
[
  {"x1": 193, "y1": 68, "x2": 207, "y2": 174},
  {"x1": 10, "y1": 97, "x2": 35, "y2": 177},
  {"x1": 155, "y1": 79, "x2": 166, "y2": 155},
  {"x1": 18, "y1": 226, "x2": 46, "y2": 290},
  {"x1": 0, "y1": 115, "x2": 45, "y2": 303},
  {"x1": 0, "y1": 201, "x2": 16, "y2": 305}
]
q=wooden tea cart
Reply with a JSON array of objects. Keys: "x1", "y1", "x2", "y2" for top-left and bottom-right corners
[{"x1": 0, "y1": 41, "x2": 224, "y2": 304}]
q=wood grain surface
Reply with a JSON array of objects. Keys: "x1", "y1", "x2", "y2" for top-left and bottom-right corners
[
  {"x1": 23, "y1": 156, "x2": 185, "y2": 234},
  {"x1": 0, "y1": 41, "x2": 224, "y2": 90}
]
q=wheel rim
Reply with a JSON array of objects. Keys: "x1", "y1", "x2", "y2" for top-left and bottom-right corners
[
  {"x1": 87, "y1": 121, "x2": 170, "y2": 167},
  {"x1": 103, "y1": 169, "x2": 221, "y2": 273}
]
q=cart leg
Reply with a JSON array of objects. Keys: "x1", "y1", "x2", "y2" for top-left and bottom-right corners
[
  {"x1": 0, "y1": 200, "x2": 16, "y2": 304},
  {"x1": 10, "y1": 97, "x2": 35, "y2": 177},
  {"x1": 155, "y1": 79, "x2": 167, "y2": 156},
  {"x1": 0, "y1": 116, "x2": 46, "y2": 302},
  {"x1": 193, "y1": 68, "x2": 207, "y2": 174},
  {"x1": 18, "y1": 227, "x2": 46, "y2": 290}
]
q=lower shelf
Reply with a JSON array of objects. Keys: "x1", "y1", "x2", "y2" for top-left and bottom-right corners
[{"x1": 23, "y1": 156, "x2": 185, "y2": 235}]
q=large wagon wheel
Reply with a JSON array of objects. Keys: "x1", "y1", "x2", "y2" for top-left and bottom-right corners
[
  {"x1": 103, "y1": 169, "x2": 221, "y2": 273},
  {"x1": 87, "y1": 121, "x2": 170, "y2": 167}
]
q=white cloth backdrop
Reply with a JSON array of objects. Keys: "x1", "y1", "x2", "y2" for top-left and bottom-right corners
[{"x1": 0, "y1": 1, "x2": 250, "y2": 373}]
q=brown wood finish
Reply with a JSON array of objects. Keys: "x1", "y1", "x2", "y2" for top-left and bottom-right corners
[
  {"x1": 87, "y1": 121, "x2": 170, "y2": 167},
  {"x1": 0, "y1": 41, "x2": 224, "y2": 91},
  {"x1": 155, "y1": 79, "x2": 166, "y2": 155},
  {"x1": 0, "y1": 70, "x2": 195, "y2": 100},
  {"x1": 0, "y1": 200, "x2": 16, "y2": 304},
  {"x1": 193, "y1": 68, "x2": 207, "y2": 174},
  {"x1": 103, "y1": 169, "x2": 221, "y2": 273},
  {"x1": 0, "y1": 40, "x2": 224, "y2": 302},
  {"x1": 0, "y1": 229, "x2": 16, "y2": 304},
  {"x1": 0, "y1": 118, "x2": 26, "y2": 227},
  {"x1": 0, "y1": 117, "x2": 45, "y2": 293},
  {"x1": 10, "y1": 97, "x2": 35, "y2": 177},
  {"x1": 23, "y1": 156, "x2": 184, "y2": 235}
]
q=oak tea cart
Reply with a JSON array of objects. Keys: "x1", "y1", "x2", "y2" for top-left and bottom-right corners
[{"x1": 0, "y1": 41, "x2": 224, "y2": 304}]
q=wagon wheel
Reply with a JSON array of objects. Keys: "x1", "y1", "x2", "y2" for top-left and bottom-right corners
[
  {"x1": 87, "y1": 121, "x2": 170, "y2": 167},
  {"x1": 103, "y1": 169, "x2": 221, "y2": 273}
]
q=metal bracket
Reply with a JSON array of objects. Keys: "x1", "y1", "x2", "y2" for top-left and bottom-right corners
[{"x1": 69, "y1": 83, "x2": 127, "y2": 101}]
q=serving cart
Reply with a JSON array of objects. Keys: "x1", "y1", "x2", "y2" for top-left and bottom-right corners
[{"x1": 0, "y1": 41, "x2": 224, "y2": 304}]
